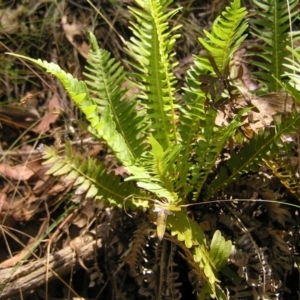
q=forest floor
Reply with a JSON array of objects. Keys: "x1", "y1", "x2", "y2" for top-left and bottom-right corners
[{"x1": 0, "y1": 0, "x2": 299, "y2": 299}]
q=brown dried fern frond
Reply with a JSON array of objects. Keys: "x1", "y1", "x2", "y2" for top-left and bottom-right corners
[
  {"x1": 239, "y1": 175, "x2": 291, "y2": 226},
  {"x1": 122, "y1": 220, "x2": 150, "y2": 277},
  {"x1": 264, "y1": 156, "x2": 300, "y2": 200},
  {"x1": 165, "y1": 242, "x2": 182, "y2": 300},
  {"x1": 164, "y1": 233, "x2": 208, "y2": 294},
  {"x1": 219, "y1": 205, "x2": 279, "y2": 296}
]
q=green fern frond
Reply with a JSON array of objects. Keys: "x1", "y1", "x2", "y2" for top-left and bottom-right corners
[
  {"x1": 209, "y1": 230, "x2": 232, "y2": 271},
  {"x1": 6, "y1": 55, "x2": 91, "y2": 105},
  {"x1": 196, "y1": 241, "x2": 230, "y2": 299},
  {"x1": 176, "y1": 0, "x2": 248, "y2": 197},
  {"x1": 8, "y1": 54, "x2": 177, "y2": 202},
  {"x1": 206, "y1": 114, "x2": 300, "y2": 200},
  {"x1": 167, "y1": 211, "x2": 217, "y2": 288},
  {"x1": 6, "y1": 55, "x2": 136, "y2": 167},
  {"x1": 42, "y1": 143, "x2": 137, "y2": 206},
  {"x1": 96, "y1": 106, "x2": 178, "y2": 202},
  {"x1": 80, "y1": 99, "x2": 138, "y2": 168},
  {"x1": 144, "y1": 135, "x2": 181, "y2": 194},
  {"x1": 177, "y1": 62, "x2": 207, "y2": 194},
  {"x1": 167, "y1": 211, "x2": 231, "y2": 298},
  {"x1": 250, "y1": 0, "x2": 299, "y2": 92},
  {"x1": 190, "y1": 108, "x2": 249, "y2": 201},
  {"x1": 282, "y1": 46, "x2": 300, "y2": 103},
  {"x1": 198, "y1": 0, "x2": 247, "y2": 74},
  {"x1": 84, "y1": 33, "x2": 148, "y2": 158},
  {"x1": 126, "y1": 0, "x2": 181, "y2": 149}
]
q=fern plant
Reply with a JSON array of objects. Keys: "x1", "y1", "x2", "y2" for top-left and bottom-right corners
[
  {"x1": 248, "y1": 0, "x2": 300, "y2": 202},
  {"x1": 8, "y1": 0, "x2": 300, "y2": 298},
  {"x1": 249, "y1": 0, "x2": 300, "y2": 92}
]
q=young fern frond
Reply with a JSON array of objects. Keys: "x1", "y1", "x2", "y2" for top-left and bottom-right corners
[
  {"x1": 146, "y1": 135, "x2": 181, "y2": 195},
  {"x1": 126, "y1": 0, "x2": 181, "y2": 149},
  {"x1": 250, "y1": 0, "x2": 299, "y2": 92},
  {"x1": 197, "y1": 0, "x2": 247, "y2": 75},
  {"x1": 209, "y1": 230, "x2": 232, "y2": 272},
  {"x1": 84, "y1": 33, "x2": 148, "y2": 158},
  {"x1": 206, "y1": 114, "x2": 300, "y2": 200}
]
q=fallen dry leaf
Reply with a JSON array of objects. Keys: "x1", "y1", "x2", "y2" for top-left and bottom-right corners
[
  {"x1": 0, "y1": 151, "x2": 42, "y2": 182},
  {"x1": 33, "y1": 94, "x2": 62, "y2": 134},
  {"x1": 0, "y1": 5, "x2": 25, "y2": 34},
  {"x1": 0, "y1": 163, "x2": 35, "y2": 181},
  {"x1": 0, "y1": 186, "x2": 9, "y2": 212},
  {"x1": 61, "y1": 15, "x2": 90, "y2": 59}
]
